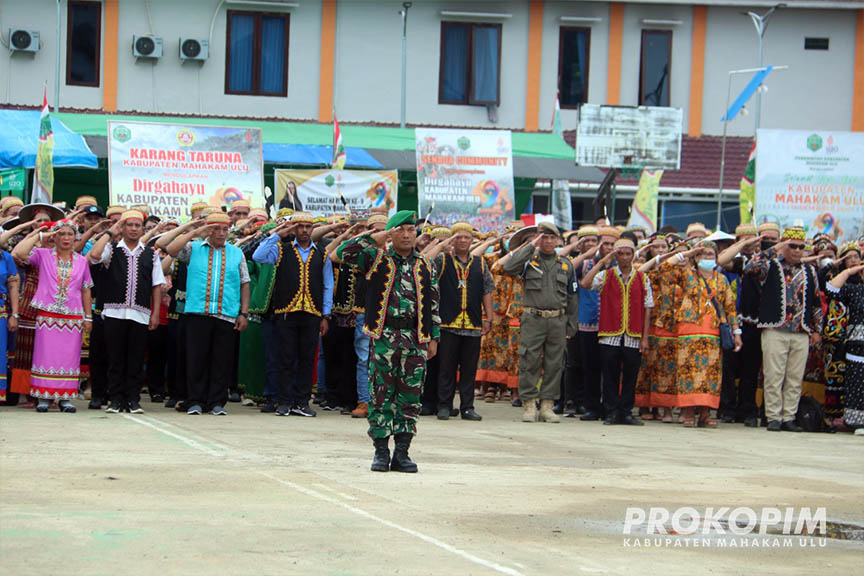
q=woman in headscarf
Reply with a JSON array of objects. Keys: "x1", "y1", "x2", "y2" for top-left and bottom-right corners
[{"x1": 12, "y1": 219, "x2": 93, "y2": 412}]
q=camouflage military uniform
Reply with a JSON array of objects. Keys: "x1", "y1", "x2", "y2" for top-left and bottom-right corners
[{"x1": 339, "y1": 235, "x2": 440, "y2": 439}]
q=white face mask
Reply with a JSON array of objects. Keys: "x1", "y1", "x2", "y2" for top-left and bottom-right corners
[
  {"x1": 820, "y1": 257, "x2": 834, "y2": 268},
  {"x1": 697, "y1": 258, "x2": 716, "y2": 272}
]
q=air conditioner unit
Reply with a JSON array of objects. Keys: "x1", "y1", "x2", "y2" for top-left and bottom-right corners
[
  {"x1": 133, "y1": 35, "x2": 163, "y2": 59},
  {"x1": 9, "y1": 29, "x2": 40, "y2": 53},
  {"x1": 179, "y1": 38, "x2": 208, "y2": 61}
]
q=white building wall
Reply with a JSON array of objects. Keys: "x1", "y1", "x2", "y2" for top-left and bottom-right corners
[
  {"x1": 115, "y1": 0, "x2": 320, "y2": 118},
  {"x1": 539, "y1": 1, "x2": 609, "y2": 132},
  {"x1": 0, "y1": 0, "x2": 104, "y2": 109},
  {"x1": 335, "y1": 0, "x2": 530, "y2": 128},
  {"x1": 619, "y1": 3, "x2": 694, "y2": 129},
  {"x1": 702, "y1": 6, "x2": 855, "y2": 136}
]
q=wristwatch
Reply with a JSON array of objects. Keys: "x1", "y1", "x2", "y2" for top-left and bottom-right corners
[
  {"x1": 238, "y1": 312, "x2": 249, "y2": 318},
  {"x1": 12, "y1": 313, "x2": 19, "y2": 319},
  {"x1": 323, "y1": 314, "x2": 332, "y2": 320}
]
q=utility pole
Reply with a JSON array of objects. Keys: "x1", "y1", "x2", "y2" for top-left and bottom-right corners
[
  {"x1": 745, "y1": 4, "x2": 783, "y2": 132},
  {"x1": 400, "y1": 3, "x2": 412, "y2": 128}
]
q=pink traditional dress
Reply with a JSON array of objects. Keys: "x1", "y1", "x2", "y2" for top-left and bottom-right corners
[{"x1": 27, "y1": 248, "x2": 93, "y2": 400}]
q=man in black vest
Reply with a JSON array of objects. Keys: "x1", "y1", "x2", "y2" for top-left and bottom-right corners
[
  {"x1": 88, "y1": 209, "x2": 165, "y2": 414},
  {"x1": 744, "y1": 225, "x2": 822, "y2": 432},
  {"x1": 432, "y1": 222, "x2": 494, "y2": 421},
  {"x1": 253, "y1": 212, "x2": 333, "y2": 417},
  {"x1": 337, "y1": 210, "x2": 440, "y2": 473}
]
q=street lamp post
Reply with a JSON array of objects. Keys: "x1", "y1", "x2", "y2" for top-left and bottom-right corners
[
  {"x1": 400, "y1": 3, "x2": 412, "y2": 129},
  {"x1": 745, "y1": 4, "x2": 784, "y2": 132},
  {"x1": 716, "y1": 65, "x2": 788, "y2": 230}
]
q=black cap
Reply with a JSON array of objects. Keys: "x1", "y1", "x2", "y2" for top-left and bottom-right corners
[{"x1": 83, "y1": 205, "x2": 105, "y2": 217}]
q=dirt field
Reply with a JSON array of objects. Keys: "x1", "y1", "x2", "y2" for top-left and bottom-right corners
[{"x1": 1, "y1": 399, "x2": 862, "y2": 576}]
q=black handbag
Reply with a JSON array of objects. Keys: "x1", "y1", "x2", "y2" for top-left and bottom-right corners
[{"x1": 700, "y1": 275, "x2": 735, "y2": 351}]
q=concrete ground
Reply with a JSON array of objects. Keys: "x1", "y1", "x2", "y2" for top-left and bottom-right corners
[{"x1": 1, "y1": 398, "x2": 862, "y2": 576}]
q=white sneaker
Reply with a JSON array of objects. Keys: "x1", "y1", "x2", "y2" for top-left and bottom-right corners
[{"x1": 187, "y1": 404, "x2": 203, "y2": 415}]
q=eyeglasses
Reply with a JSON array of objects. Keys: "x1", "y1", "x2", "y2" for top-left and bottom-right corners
[{"x1": 788, "y1": 243, "x2": 806, "y2": 250}]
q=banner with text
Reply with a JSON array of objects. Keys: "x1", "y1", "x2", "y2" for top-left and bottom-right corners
[
  {"x1": 108, "y1": 121, "x2": 263, "y2": 219},
  {"x1": 274, "y1": 169, "x2": 398, "y2": 217},
  {"x1": 756, "y1": 129, "x2": 864, "y2": 243},
  {"x1": 415, "y1": 128, "x2": 514, "y2": 231}
]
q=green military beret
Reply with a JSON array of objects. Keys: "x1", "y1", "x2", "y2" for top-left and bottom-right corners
[{"x1": 385, "y1": 210, "x2": 418, "y2": 231}]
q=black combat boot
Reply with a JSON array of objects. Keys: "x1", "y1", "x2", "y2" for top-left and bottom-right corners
[
  {"x1": 390, "y1": 433, "x2": 418, "y2": 473},
  {"x1": 371, "y1": 437, "x2": 390, "y2": 472}
]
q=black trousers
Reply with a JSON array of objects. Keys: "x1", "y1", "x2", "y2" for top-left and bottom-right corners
[
  {"x1": 167, "y1": 315, "x2": 188, "y2": 401},
  {"x1": 275, "y1": 312, "x2": 320, "y2": 406},
  {"x1": 322, "y1": 324, "x2": 358, "y2": 408},
  {"x1": 579, "y1": 331, "x2": 603, "y2": 415},
  {"x1": 719, "y1": 347, "x2": 737, "y2": 418},
  {"x1": 185, "y1": 315, "x2": 234, "y2": 410},
  {"x1": 563, "y1": 336, "x2": 583, "y2": 407},
  {"x1": 421, "y1": 354, "x2": 440, "y2": 410},
  {"x1": 437, "y1": 331, "x2": 481, "y2": 412},
  {"x1": 736, "y1": 323, "x2": 761, "y2": 420},
  {"x1": 601, "y1": 343, "x2": 642, "y2": 421},
  {"x1": 104, "y1": 317, "x2": 149, "y2": 404},
  {"x1": 89, "y1": 314, "x2": 109, "y2": 403},
  {"x1": 146, "y1": 324, "x2": 169, "y2": 399}
]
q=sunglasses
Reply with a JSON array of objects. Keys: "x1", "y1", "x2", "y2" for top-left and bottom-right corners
[{"x1": 788, "y1": 243, "x2": 806, "y2": 250}]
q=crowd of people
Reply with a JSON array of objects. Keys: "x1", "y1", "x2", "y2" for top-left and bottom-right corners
[{"x1": 0, "y1": 193, "x2": 862, "y2": 471}]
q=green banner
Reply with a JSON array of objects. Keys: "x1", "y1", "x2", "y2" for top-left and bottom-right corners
[{"x1": 0, "y1": 168, "x2": 26, "y2": 193}]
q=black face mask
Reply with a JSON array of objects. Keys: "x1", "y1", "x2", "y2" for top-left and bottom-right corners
[{"x1": 761, "y1": 241, "x2": 777, "y2": 252}]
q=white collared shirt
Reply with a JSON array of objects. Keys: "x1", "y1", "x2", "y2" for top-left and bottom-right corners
[{"x1": 93, "y1": 239, "x2": 166, "y2": 325}]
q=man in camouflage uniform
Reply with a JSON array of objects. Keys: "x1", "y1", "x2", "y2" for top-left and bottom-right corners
[{"x1": 338, "y1": 210, "x2": 440, "y2": 473}]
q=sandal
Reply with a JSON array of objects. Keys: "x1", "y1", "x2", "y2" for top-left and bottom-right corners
[
  {"x1": 681, "y1": 418, "x2": 696, "y2": 427},
  {"x1": 698, "y1": 418, "x2": 718, "y2": 428},
  {"x1": 484, "y1": 388, "x2": 497, "y2": 403},
  {"x1": 640, "y1": 410, "x2": 655, "y2": 421}
]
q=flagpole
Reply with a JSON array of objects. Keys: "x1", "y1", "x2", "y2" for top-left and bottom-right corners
[{"x1": 54, "y1": 0, "x2": 61, "y2": 112}]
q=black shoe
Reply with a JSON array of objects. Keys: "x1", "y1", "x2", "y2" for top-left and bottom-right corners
[
  {"x1": 450, "y1": 408, "x2": 459, "y2": 417},
  {"x1": 260, "y1": 401, "x2": 277, "y2": 414},
  {"x1": 88, "y1": 399, "x2": 103, "y2": 410},
  {"x1": 390, "y1": 433, "x2": 418, "y2": 473},
  {"x1": 620, "y1": 415, "x2": 645, "y2": 426},
  {"x1": 175, "y1": 400, "x2": 189, "y2": 413},
  {"x1": 564, "y1": 401, "x2": 576, "y2": 416},
  {"x1": 437, "y1": 407, "x2": 450, "y2": 420},
  {"x1": 767, "y1": 420, "x2": 782, "y2": 432},
  {"x1": 461, "y1": 409, "x2": 482, "y2": 421},
  {"x1": 186, "y1": 404, "x2": 203, "y2": 415},
  {"x1": 312, "y1": 395, "x2": 324, "y2": 405},
  {"x1": 290, "y1": 404, "x2": 317, "y2": 417},
  {"x1": 781, "y1": 421, "x2": 803, "y2": 433},
  {"x1": 275, "y1": 404, "x2": 292, "y2": 416},
  {"x1": 511, "y1": 398, "x2": 522, "y2": 408},
  {"x1": 419, "y1": 405, "x2": 435, "y2": 416},
  {"x1": 150, "y1": 394, "x2": 164, "y2": 403},
  {"x1": 553, "y1": 401, "x2": 564, "y2": 415},
  {"x1": 744, "y1": 416, "x2": 758, "y2": 428},
  {"x1": 211, "y1": 405, "x2": 228, "y2": 416},
  {"x1": 128, "y1": 401, "x2": 144, "y2": 414},
  {"x1": 602, "y1": 416, "x2": 618, "y2": 425},
  {"x1": 580, "y1": 411, "x2": 601, "y2": 421},
  {"x1": 320, "y1": 400, "x2": 340, "y2": 412},
  {"x1": 576, "y1": 404, "x2": 587, "y2": 415},
  {"x1": 371, "y1": 437, "x2": 390, "y2": 472},
  {"x1": 105, "y1": 402, "x2": 123, "y2": 414},
  {"x1": 164, "y1": 397, "x2": 177, "y2": 409},
  {"x1": 722, "y1": 414, "x2": 736, "y2": 424},
  {"x1": 340, "y1": 406, "x2": 353, "y2": 415},
  {"x1": 228, "y1": 392, "x2": 241, "y2": 403}
]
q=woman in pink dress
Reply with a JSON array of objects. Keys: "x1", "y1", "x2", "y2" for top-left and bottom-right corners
[{"x1": 12, "y1": 220, "x2": 93, "y2": 412}]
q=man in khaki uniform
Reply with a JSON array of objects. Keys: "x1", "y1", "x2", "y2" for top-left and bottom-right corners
[{"x1": 501, "y1": 222, "x2": 578, "y2": 422}]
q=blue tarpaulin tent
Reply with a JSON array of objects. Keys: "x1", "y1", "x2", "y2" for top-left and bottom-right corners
[
  {"x1": 262, "y1": 143, "x2": 382, "y2": 168},
  {"x1": 0, "y1": 110, "x2": 98, "y2": 169}
]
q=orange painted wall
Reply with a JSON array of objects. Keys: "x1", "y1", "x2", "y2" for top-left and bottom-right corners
[
  {"x1": 318, "y1": 0, "x2": 337, "y2": 123},
  {"x1": 524, "y1": 0, "x2": 543, "y2": 132},
  {"x1": 853, "y1": 10, "x2": 864, "y2": 132},
  {"x1": 688, "y1": 6, "x2": 707, "y2": 137},
  {"x1": 103, "y1": 0, "x2": 119, "y2": 111},
  {"x1": 606, "y1": 3, "x2": 623, "y2": 105}
]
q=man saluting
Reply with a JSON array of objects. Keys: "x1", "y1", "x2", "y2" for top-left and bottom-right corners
[{"x1": 337, "y1": 211, "x2": 440, "y2": 473}]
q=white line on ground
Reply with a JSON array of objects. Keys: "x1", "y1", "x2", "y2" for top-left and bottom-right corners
[
  {"x1": 311, "y1": 482, "x2": 359, "y2": 501},
  {"x1": 121, "y1": 414, "x2": 527, "y2": 576}
]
